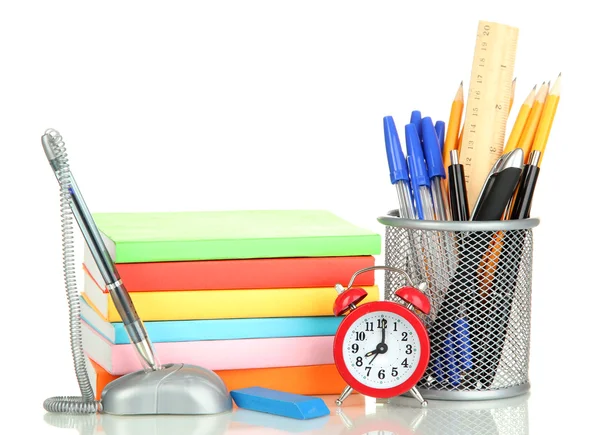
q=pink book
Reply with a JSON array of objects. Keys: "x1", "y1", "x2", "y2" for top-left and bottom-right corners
[{"x1": 81, "y1": 319, "x2": 335, "y2": 375}]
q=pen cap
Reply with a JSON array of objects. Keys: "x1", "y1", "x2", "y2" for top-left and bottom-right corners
[
  {"x1": 435, "y1": 120, "x2": 445, "y2": 153},
  {"x1": 410, "y1": 110, "x2": 422, "y2": 141},
  {"x1": 422, "y1": 117, "x2": 446, "y2": 179},
  {"x1": 383, "y1": 116, "x2": 410, "y2": 183},
  {"x1": 405, "y1": 123, "x2": 430, "y2": 187}
]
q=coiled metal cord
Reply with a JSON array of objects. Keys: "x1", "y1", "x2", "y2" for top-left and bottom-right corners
[{"x1": 42, "y1": 129, "x2": 101, "y2": 414}]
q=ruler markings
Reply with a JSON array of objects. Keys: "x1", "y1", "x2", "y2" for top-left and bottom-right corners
[{"x1": 459, "y1": 21, "x2": 519, "y2": 211}]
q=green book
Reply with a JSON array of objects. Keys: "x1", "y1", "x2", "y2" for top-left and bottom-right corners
[{"x1": 92, "y1": 210, "x2": 381, "y2": 263}]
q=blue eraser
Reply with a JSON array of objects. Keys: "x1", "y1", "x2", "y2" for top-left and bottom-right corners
[{"x1": 230, "y1": 387, "x2": 330, "y2": 420}]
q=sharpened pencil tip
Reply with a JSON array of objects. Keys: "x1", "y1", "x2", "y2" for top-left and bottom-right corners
[
  {"x1": 460, "y1": 80, "x2": 463, "y2": 86},
  {"x1": 533, "y1": 84, "x2": 537, "y2": 90}
]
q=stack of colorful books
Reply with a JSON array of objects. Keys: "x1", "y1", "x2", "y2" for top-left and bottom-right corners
[{"x1": 80, "y1": 210, "x2": 381, "y2": 399}]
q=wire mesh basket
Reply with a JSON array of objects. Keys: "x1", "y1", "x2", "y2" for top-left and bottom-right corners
[{"x1": 377, "y1": 210, "x2": 539, "y2": 400}]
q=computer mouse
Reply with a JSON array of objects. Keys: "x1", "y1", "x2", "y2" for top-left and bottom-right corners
[{"x1": 100, "y1": 363, "x2": 233, "y2": 415}]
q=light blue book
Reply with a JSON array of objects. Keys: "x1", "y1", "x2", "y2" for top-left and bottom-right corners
[{"x1": 80, "y1": 296, "x2": 343, "y2": 344}]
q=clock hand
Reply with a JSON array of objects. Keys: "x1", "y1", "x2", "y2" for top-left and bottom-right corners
[
  {"x1": 369, "y1": 352, "x2": 379, "y2": 365},
  {"x1": 365, "y1": 324, "x2": 388, "y2": 360}
]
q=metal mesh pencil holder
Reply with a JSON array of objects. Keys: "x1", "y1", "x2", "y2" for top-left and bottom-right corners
[{"x1": 377, "y1": 210, "x2": 540, "y2": 400}]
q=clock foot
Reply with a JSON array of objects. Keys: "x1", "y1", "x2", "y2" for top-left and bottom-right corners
[
  {"x1": 409, "y1": 387, "x2": 428, "y2": 407},
  {"x1": 335, "y1": 385, "x2": 353, "y2": 406}
]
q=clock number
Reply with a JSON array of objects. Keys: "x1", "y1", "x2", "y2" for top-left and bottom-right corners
[
  {"x1": 355, "y1": 331, "x2": 366, "y2": 341},
  {"x1": 406, "y1": 344, "x2": 413, "y2": 354},
  {"x1": 356, "y1": 357, "x2": 363, "y2": 367},
  {"x1": 401, "y1": 358, "x2": 408, "y2": 368},
  {"x1": 401, "y1": 332, "x2": 408, "y2": 341},
  {"x1": 365, "y1": 322, "x2": 374, "y2": 332},
  {"x1": 377, "y1": 319, "x2": 387, "y2": 329},
  {"x1": 365, "y1": 366, "x2": 372, "y2": 376},
  {"x1": 351, "y1": 343, "x2": 359, "y2": 354},
  {"x1": 393, "y1": 322, "x2": 398, "y2": 331},
  {"x1": 392, "y1": 367, "x2": 398, "y2": 377},
  {"x1": 378, "y1": 369, "x2": 385, "y2": 379}
]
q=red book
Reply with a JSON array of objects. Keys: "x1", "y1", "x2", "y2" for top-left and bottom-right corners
[{"x1": 84, "y1": 254, "x2": 375, "y2": 291}]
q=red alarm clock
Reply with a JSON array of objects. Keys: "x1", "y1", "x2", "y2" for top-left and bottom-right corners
[{"x1": 332, "y1": 266, "x2": 431, "y2": 407}]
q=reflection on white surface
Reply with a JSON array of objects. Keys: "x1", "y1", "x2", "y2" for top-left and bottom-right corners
[{"x1": 42, "y1": 393, "x2": 529, "y2": 435}]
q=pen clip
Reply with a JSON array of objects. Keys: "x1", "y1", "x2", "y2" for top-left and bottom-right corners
[{"x1": 469, "y1": 154, "x2": 509, "y2": 220}]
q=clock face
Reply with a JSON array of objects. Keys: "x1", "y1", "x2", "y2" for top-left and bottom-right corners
[{"x1": 341, "y1": 310, "x2": 421, "y2": 390}]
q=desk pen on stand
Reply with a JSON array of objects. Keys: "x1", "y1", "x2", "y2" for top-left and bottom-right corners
[
  {"x1": 42, "y1": 134, "x2": 160, "y2": 372},
  {"x1": 405, "y1": 123, "x2": 434, "y2": 220},
  {"x1": 422, "y1": 117, "x2": 449, "y2": 220}
]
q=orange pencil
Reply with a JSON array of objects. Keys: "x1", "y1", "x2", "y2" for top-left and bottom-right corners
[
  {"x1": 442, "y1": 82, "x2": 464, "y2": 197},
  {"x1": 442, "y1": 82, "x2": 464, "y2": 172}
]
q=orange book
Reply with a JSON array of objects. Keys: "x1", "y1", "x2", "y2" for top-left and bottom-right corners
[{"x1": 87, "y1": 358, "x2": 352, "y2": 400}]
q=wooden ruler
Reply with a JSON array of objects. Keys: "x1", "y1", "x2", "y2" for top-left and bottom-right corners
[{"x1": 459, "y1": 21, "x2": 519, "y2": 211}]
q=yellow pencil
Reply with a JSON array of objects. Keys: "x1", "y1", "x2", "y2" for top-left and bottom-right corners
[
  {"x1": 503, "y1": 85, "x2": 537, "y2": 154},
  {"x1": 516, "y1": 82, "x2": 548, "y2": 161},
  {"x1": 531, "y1": 73, "x2": 561, "y2": 166}
]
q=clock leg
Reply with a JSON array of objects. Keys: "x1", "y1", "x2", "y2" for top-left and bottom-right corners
[
  {"x1": 409, "y1": 386, "x2": 428, "y2": 407},
  {"x1": 335, "y1": 385, "x2": 353, "y2": 406}
]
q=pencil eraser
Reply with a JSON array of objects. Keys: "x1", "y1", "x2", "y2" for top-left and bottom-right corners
[{"x1": 230, "y1": 386, "x2": 330, "y2": 420}]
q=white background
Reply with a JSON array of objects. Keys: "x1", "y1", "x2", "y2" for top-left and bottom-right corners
[{"x1": 1, "y1": 1, "x2": 597, "y2": 433}]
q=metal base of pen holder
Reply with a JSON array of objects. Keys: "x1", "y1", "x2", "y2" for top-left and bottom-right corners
[{"x1": 378, "y1": 210, "x2": 539, "y2": 401}]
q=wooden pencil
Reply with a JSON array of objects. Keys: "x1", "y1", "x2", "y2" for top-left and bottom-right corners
[
  {"x1": 443, "y1": 81, "x2": 464, "y2": 169},
  {"x1": 503, "y1": 85, "x2": 537, "y2": 154},
  {"x1": 442, "y1": 82, "x2": 464, "y2": 198},
  {"x1": 531, "y1": 73, "x2": 561, "y2": 166},
  {"x1": 516, "y1": 82, "x2": 549, "y2": 161}
]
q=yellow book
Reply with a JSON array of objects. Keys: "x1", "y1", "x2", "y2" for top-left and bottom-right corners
[{"x1": 83, "y1": 267, "x2": 379, "y2": 322}]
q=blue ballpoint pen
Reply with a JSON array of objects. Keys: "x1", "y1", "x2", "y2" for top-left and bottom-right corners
[
  {"x1": 405, "y1": 123, "x2": 434, "y2": 220},
  {"x1": 410, "y1": 110, "x2": 423, "y2": 142},
  {"x1": 383, "y1": 116, "x2": 415, "y2": 219},
  {"x1": 435, "y1": 120, "x2": 445, "y2": 154},
  {"x1": 422, "y1": 117, "x2": 449, "y2": 220}
]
